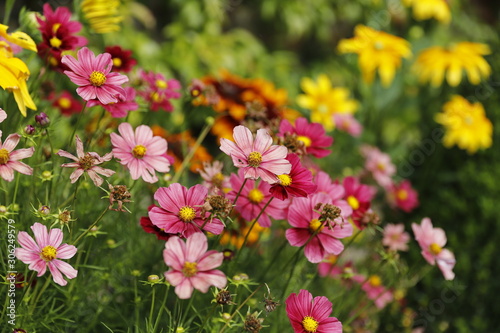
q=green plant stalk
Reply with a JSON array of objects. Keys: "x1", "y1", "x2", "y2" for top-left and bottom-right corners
[
  {"x1": 152, "y1": 284, "x2": 170, "y2": 333},
  {"x1": 28, "y1": 276, "x2": 52, "y2": 316},
  {"x1": 148, "y1": 287, "x2": 156, "y2": 330},
  {"x1": 134, "y1": 278, "x2": 140, "y2": 332},
  {"x1": 67, "y1": 101, "x2": 88, "y2": 148},
  {"x1": 72, "y1": 207, "x2": 108, "y2": 245},
  {"x1": 3, "y1": 0, "x2": 15, "y2": 23},
  {"x1": 196, "y1": 303, "x2": 217, "y2": 333},
  {"x1": 219, "y1": 284, "x2": 263, "y2": 333}
]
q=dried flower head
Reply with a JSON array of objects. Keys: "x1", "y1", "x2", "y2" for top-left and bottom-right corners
[
  {"x1": 262, "y1": 284, "x2": 280, "y2": 314},
  {"x1": 215, "y1": 288, "x2": 236, "y2": 305},
  {"x1": 243, "y1": 313, "x2": 263, "y2": 333},
  {"x1": 108, "y1": 184, "x2": 132, "y2": 212},
  {"x1": 201, "y1": 194, "x2": 233, "y2": 219}
]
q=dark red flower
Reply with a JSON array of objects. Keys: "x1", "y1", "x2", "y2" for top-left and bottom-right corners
[
  {"x1": 270, "y1": 153, "x2": 317, "y2": 200},
  {"x1": 49, "y1": 91, "x2": 83, "y2": 116},
  {"x1": 140, "y1": 205, "x2": 172, "y2": 241},
  {"x1": 105, "y1": 46, "x2": 137, "y2": 73}
]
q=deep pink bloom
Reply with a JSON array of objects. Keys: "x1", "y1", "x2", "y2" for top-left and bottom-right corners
[
  {"x1": 138, "y1": 70, "x2": 182, "y2": 111},
  {"x1": 278, "y1": 117, "x2": 333, "y2": 158},
  {"x1": 227, "y1": 169, "x2": 289, "y2": 228},
  {"x1": 220, "y1": 125, "x2": 291, "y2": 184},
  {"x1": 314, "y1": 171, "x2": 352, "y2": 219},
  {"x1": 15, "y1": 223, "x2": 77, "y2": 286},
  {"x1": 334, "y1": 114, "x2": 362, "y2": 137},
  {"x1": 104, "y1": 45, "x2": 137, "y2": 72},
  {"x1": 286, "y1": 193, "x2": 353, "y2": 263},
  {"x1": 353, "y1": 275, "x2": 394, "y2": 309},
  {"x1": 110, "y1": 123, "x2": 170, "y2": 183},
  {"x1": 285, "y1": 289, "x2": 342, "y2": 333},
  {"x1": 342, "y1": 176, "x2": 376, "y2": 229},
  {"x1": 140, "y1": 205, "x2": 172, "y2": 241},
  {"x1": 149, "y1": 183, "x2": 224, "y2": 238},
  {"x1": 62, "y1": 47, "x2": 129, "y2": 104},
  {"x1": 387, "y1": 180, "x2": 419, "y2": 212},
  {"x1": 49, "y1": 91, "x2": 83, "y2": 116},
  {"x1": 88, "y1": 87, "x2": 138, "y2": 118},
  {"x1": 412, "y1": 218, "x2": 456, "y2": 280},
  {"x1": 382, "y1": 223, "x2": 410, "y2": 251},
  {"x1": 163, "y1": 232, "x2": 227, "y2": 299},
  {"x1": 0, "y1": 131, "x2": 34, "y2": 182},
  {"x1": 270, "y1": 153, "x2": 317, "y2": 200},
  {"x1": 57, "y1": 135, "x2": 115, "y2": 186},
  {"x1": 361, "y1": 145, "x2": 396, "y2": 188}
]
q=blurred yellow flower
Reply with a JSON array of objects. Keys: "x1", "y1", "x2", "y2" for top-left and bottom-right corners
[
  {"x1": 435, "y1": 95, "x2": 492, "y2": 154},
  {"x1": 296, "y1": 74, "x2": 358, "y2": 131},
  {"x1": 338, "y1": 25, "x2": 411, "y2": 87},
  {"x1": 403, "y1": 0, "x2": 451, "y2": 24},
  {"x1": 414, "y1": 42, "x2": 491, "y2": 87},
  {"x1": 81, "y1": 0, "x2": 123, "y2": 33},
  {"x1": 0, "y1": 24, "x2": 37, "y2": 116}
]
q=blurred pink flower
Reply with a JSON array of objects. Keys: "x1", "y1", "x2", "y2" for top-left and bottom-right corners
[
  {"x1": 110, "y1": 123, "x2": 170, "y2": 183},
  {"x1": 334, "y1": 114, "x2": 363, "y2": 137},
  {"x1": 49, "y1": 91, "x2": 83, "y2": 116},
  {"x1": 382, "y1": 223, "x2": 410, "y2": 251},
  {"x1": 198, "y1": 161, "x2": 229, "y2": 192},
  {"x1": 57, "y1": 135, "x2": 114, "y2": 186},
  {"x1": 88, "y1": 86, "x2": 138, "y2": 117},
  {"x1": 270, "y1": 153, "x2": 317, "y2": 200},
  {"x1": 0, "y1": 131, "x2": 34, "y2": 182},
  {"x1": 0, "y1": 108, "x2": 6, "y2": 122},
  {"x1": 138, "y1": 70, "x2": 181, "y2": 111},
  {"x1": 220, "y1": 125, "x2": 291, "y2": 184},
  {"x1": 163, "y1": 232, "x2": 226, "y2": 299},
  {"x1": 62, "y1": 47, "x2": 128, "y2": 104},
  {"x1": 285, "y1": 289, "x2": 342, "y2": 333},
  {"x1": 278, "y1": 117, "x2": 333, "y2": 158},
  {"x1": 342, "y1": 176, "x2": 376, "y2": 229},
  {"x1": 353, "y1": 274, "x2": 394, "y2": 309},
  {"x1": 15, "y1": 223, "x2": 77, "y2": 286},
  {"x1": 361, "y1": 145, "x2": 396, "y2": 188},
  {"x1": 412, "y1": 218, "x2": 456, "y2": 280},
  {"x1": 387, "y1": 179, "x2": 419, "y2": 212},
  {"x1": 149, "y1": 183, "x2": 224, "y2": 238},
  {"x1": 314, "y1": 171, "x2": 352, "y2": 219}
]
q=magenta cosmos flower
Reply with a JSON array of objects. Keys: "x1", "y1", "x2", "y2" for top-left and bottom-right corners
[
  {"x1": 149, "y1": 183, "x2": 224, "y2": 238},
  {"x1": 286, "y1": 193, "x2": 353, "y2": 263},
  {"x1": 110, "y1": 122, "x2": 170, "y2": 183},
  {"x1": 220, "y1": 125, "x2": 291, "y2": 184},
  {"x1": 227, "y1": 169, "x2": 288, "y2": 228},
  {"x1": 278, "y1": 117, "x2": 333, "y2": 158},
  {"x1": 0, "y1": 131, "x2": 34, "y2": 182},
  {"x1": 15, "y1": 223, "x2": 77, "y2": 286},
  {"x1": 314, "y1": 171, "x2": 352, "y2": 219},
  {"x1": 387, "y1": 179, "x2": 419, "y2": 213},
  {"x1": 285, "y1": 289, "x2": 342, "y2": 333},
  {"x1": 412, "y1": 218, "x2": 456, "y2": 280},
  {"x1": 57, "y1": 135, "x2": 115, "y2": 186},
  {"x1": 138, "y1": 70, "x2": 182, "y2": 112},
  {"x1": 62, "y1": 47, "x2": 128, "y2": 104},
  {"x1": 163, "y1": 232, "x2": 227, "y2": 299},
  {"x1": 88, "y1": 86, "x2": 138, "y2": 118},
  {"x1": 382, "y1": 223, "x2": 410, "y2": 252},
  {"x1": 342, "y1": 176, "x2": 375, "y2": 229}
]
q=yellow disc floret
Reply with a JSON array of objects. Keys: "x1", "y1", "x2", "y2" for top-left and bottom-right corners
[
  {"x1": 132, "y1": 145, "x2": 147, "y2": 158},
  {"x1": 89, "y1": 71, "x2": 107, "y2": 87},
  {"x1": 347, "y1": 195, "x2": 359, "y2": 210},
  {"x1": 179, "y1": 206, "x2": 196, "y2": 222},
  {"x1": 369, "y1": 275, "x2": 382, "y2": 287},
  {"x1": 277, "y1": 174, "x2": 292, "y2": 186},
  {"x1": 301, "y1": 316, "x2": 319, "y2": 332},
  {"x1": 182, "y1": 261, "x2": 198, "y2": 277},
  {"x1": 40, "y1": 245, "x2": 57, "y2": 261},
  {"x1": 296, "y1": 135, "x2": 312, "y2": 148},
  {"x1": 112, "y1": 57, "x2": 122, "y2": 67},
  {"x1": 429, "y1": 243, "x2": 442, "y2": 255},
  {"x1": 247, "y1": 151, "x2": 262, "y2": 167},
  {"x1": 309, "y1": 219, "x2": 324, "y2": 233},
  {"x1": 49, "y1": 36, "x2": 62, "y2": 48},
  {"x1": 248, "y1": 188, "x2": 264, "y2": 204},
  {"x1": 0, "y1": 148, "x2": 10, "y2": 165}
]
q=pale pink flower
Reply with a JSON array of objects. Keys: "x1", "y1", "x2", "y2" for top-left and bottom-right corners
[
  {"x1": 334, "y1": 114, "x2": 363, "y2": 137},
  {"x1": 353, "y1": 274, "x2": 394, "y2": 309},
  {"x1": 110, "y1": 123, "x2": 170, "y2": 183},
  {"x1": 412, "y1": 218, "x2": 456, "y2": 280},
  {"x1": 198, "y1": 161, "x2": 229, "y2": 192},
  {"x1": 62, "y1": 47, "x2": 128, "y2": 104},
  {"x1": 382, "y1": 223, "x2": 410, "y2": 251},
  {"x1": 387, "y1": 179, "x2": 419, "y2": 212},
  {"x1": 15, "y1": 222, "x2": 77, "y2": 286},
  {"x1": 0, "y1": 131, "x2": 34, "y2": 182},
  {"x1": 361, "y1": 145, "x2": 396, "y2": 188},
  {"x1": 220, "y1": 125, "x2": 291, "y2": 184},
  {"x1": 57, "y1": 135, "x2": 115, "y2": 186},
  {"x1": 163, "y1": 232, "x2": 227, "y2": 299},
  {"x1": 0, "y1": 108, "x2": 6, "y2": 122}
]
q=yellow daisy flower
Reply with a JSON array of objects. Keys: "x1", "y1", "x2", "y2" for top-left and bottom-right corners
[
  {"x1": 414, "y1": 42, "x2": 491, "y2": 87},
  {"x1": 338, "y1": 25, "x2": 412, "y2": 87},
  {"x1": 296, "y1": 74, "x2": 358, "y2": 131},
  {"x1": 435, "y1": 95, "x2": 492, "y2": 154},
  {"x1": 403, "y1": 0, "x2": 451, "y2": 24},
  {"x1": 81, "y1": 0, "x2": 123, "y2": 34}
]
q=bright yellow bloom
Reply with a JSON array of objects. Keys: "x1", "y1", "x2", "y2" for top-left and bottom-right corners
[
  {"x1": 0, "y1": 24, "x2": 37, "y2": 116},
  {"x1": 81, "y1": 0, "x2": 123, "y2": 34},
  {"x1": 435, "y1": 95, "x2": 492, "y2": 154},
  {"x1": 338, "y1": 25, "x2": 412, "y2": 87},
  {"x1": 403, "y1": 0, "x2": 451, "y2": 24},
  {"x1": 296, "y1": 74, "x2": 358, "y2": 131},
  {"x1": 414, "y1": 42, "x2": 491, "y2": 87}
]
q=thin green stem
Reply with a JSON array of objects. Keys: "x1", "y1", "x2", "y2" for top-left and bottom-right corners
[
  {"x1": 3, "y1": 0, "x2": 15, "y2": 23},
  {"x1": 28, "y1": 276, "x2": 51, "y2": 315},
  {"x1": 68, "y1": 101, "x2": 88, "y2": 147},
  {"x1": 152, "y1": 284, "x2": 170, "y2": 333},
  {"x1": 148, "y1": 287, "x2": 156, "y2": 330},
  {"x1": 196, "y1": 304, "x2": 217, "y2": 333},
  {"x1": 11, "y1": 171, "x2": 21, "y2": 205},
  {"x1": 72, "y1": 207, "x2": 108, "y2": 245}
]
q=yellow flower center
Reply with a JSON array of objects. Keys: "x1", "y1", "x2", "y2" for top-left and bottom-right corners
[
  {"x1": 112, "y1": 57, "x2": 122, "y2": 67},
  {"x1": 0, "y1": 148, "x2": 10, "y2": 165},
  {"x1": 179, "y1": 206, "x2": 196, "y2": 222},
  {"x1": 296, "y1": 135, "x2": 312, "y2": 148},
  {"x1": 429, "y1": 243, "x2": 442, "y2": 255},
  {"x1": 317, "y1": 104, "x2": 329, "y2": 114},
  {"x1": 58, "y1": 97, "x2": 71, "y2": 109},
  {"x1": 309, "y1": 218, "x2": 324, "y2": 233},
  {"x1": 89, "y1": 71, "x2": 107, "y2": 87},
  {"x1": 397, "y1": 189, "x2": 408, "y2": 201},
  {"x1": 369, "y1": 275, "x2": 382, "y2": 287},
  {"x1": 326, "y1": 254, "x2": 337, "y2": 264},
  {"x1": 277, "y1": 174, "x2": 292, "y2": 186},
  {"x1": 247, "y1": 151, "x2": 262, "y2": 167},
  {"x1": 151, "y1": 91, "x2": 163, "y2": 102},
  {"x1": 301, "y1": 316, "x2": 319, "y2": 332},
  {"x1": 212, "y1": 172, "x2": 224, "y2": 187},
  {"x1": 156, "y1": 79, "x2": 168, "y2": 89},
  {"x1": 248, "y1": 188, "x2": 264, "y2": 204},
  {"x1": 52, "y1": 23, "x2": 61, "y2": 34},
  {"x1": 182, "y1": 261, "x2": 198, "y2": 277},
  {"x1": 49, "y1": 55, "x2": 58, "y2": 66},
  {"x1": 374, "y1": 41, "x2": 384, "y2": 50},
  {"x1": 347, "y1": 195, "x2": 360, "y2": 210},
  {"x1": 40, "y1": 245, "x2": 57, "y2": 261},
  {"x1": 49, "y1": 36, "x2": 62, "y2": 48},
  {"x1": 132, "y1": 145, "x2": 147, "y2": 158},
  {"x1": 377, "y1": 162, "x2": 386, "y2": 171}
]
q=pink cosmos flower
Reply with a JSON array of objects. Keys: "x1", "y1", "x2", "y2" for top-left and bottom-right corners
[
  {"x1": 57, "y1": 135, "x2": 115, "y2": 186},
  {"x1": 286, "y1": 193, "x2": 353, "y2": 263},
  {"x1": 110, "y1": 123, "x2": 170, "y2": 183},
  {"x1": 15, "y1": 222, "x2": 77, "y2": 286},
  {"x1": 314, "y1": 171, "x2": 352, "y2": 219},
  {"x1": 361, "y1": 145, "x2": 396, "y2": 188},
  {"x1": 285, "y1": 289, "x2": 342, "y2": 333},
  {"x1": 382, "y1": 223, "x2": 410, "y2": 251},
  {"x1": 149, "y1": 183, "x2": 224, "y2": 238},
  {"x1": 334, "y1": 114, "x2": 363, "y2": 137},
  {"x1": 278, "y1": 117, "x2": 333, "y2": 158},
  {"x1": 163, "y1": 232, "x2": 227, "y2": 299},
  {"x1": 227, "y1": 169, "x2": 289, "y2": 228},
  {"x1": 353, "y1": 274, "x2": 394, "y2": 309},
  {"x1": 387, "y1": 180, "x2": 419, "y2": 212},
  {"x1": 0, "y1": 131, "x2": 35, "y2": 182},
  {"x1": 88, "y1": 86, "x2": 138, "y2": 118},
  {"x1": 198, "y1": 161, "x2": 230, "y2": 193},
  {"x1": 0, "y1": 108, "x2": 7, "y2": 122},
  {"x1": 220, "y1": 125, "x2": 291, "y2": 184},
  {"x1": 342, "y1": 176, "x2": 376, "y2": 229},
  {"x1": 270, "y1": 153, "x2": 317, "y2": 200},
  {"x1": 138, "y1": 70, "x2": 182, "y2": 111},
  {"x1": 62, "y1": 47, "x2": 128, "y2": 104},
  {"x1": 412, "y1": 218, "x2": 456, "y2": 280}
]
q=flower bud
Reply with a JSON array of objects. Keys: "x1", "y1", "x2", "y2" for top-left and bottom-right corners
[{"x1": 35, "y1": 112, "x2": 50, "y2": 127}]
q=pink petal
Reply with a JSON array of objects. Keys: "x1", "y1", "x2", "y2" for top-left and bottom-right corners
[
  {"x1": 190, "y1": 270, "x2": 227, "y2": 292},
  {"x1": 318, "y1": 317, "x2": 342, "y2": 333},
  {"x1": 47, "y1": 261, "x2": 67, "y2": 286},
  {"x1": 174, "y1": 277, "x2": 194, "y2": 299},
  {"x1": 15, "y1": 248, "x2": 40, "y2": 264},
  {"x1": 53, "y1": 260, "x2": 78, "y2": 280},
  {"x1": 76, "y1": 85, "x2": 97, "y2": 101},
  {"x1": 197, "y1": 251, "x2": 223, "y2": 271},
  {"x1": 0, "y1": 165, "x2": 14, "y2": 181},
  {"x1": 164, "y1": 236, "x2": 186, "y2": 270},
  {"x1": 57, "y1": 244, "x2": 77, "y2": 259},
  {"x1": 2, "y1": 133, "x2": 20, "y2": 151},
  {"x1": 17, "y1": 231, "x2": 39, "y2": 252},
  {"x1": 164, "y1": 270, "x2": 185, "y2": 287},
  {"x1": 86, "y1": 169, "x2": 104, "y2": 186},
  {"x1": 185, "y1": 232, "x2": 208, "y2": 262},
  {"x1": 8, "y1": 161, "x2": 33, "y2": 176},
  {"x1": 310, "y1": 295, "x2": 333, "y2": 321},
  {"x1": 48, "y1": 228, "x2": 63, "y2": 248},
  {"x1": 134, "y1": 125, "x2": 153, "y2": 146},
  {"x1": 57, "y1": 149, "x2": 79, "y2": 162},
  {"x1": 253, "y1": 128, "x2": 272, "y2": 152},
  {"x1": 232, "y1": 125, "x2": 254, "y2": 155},
  {"x1": 304, "y1": 237, "x2": 325, "y2": 263},
  {"x1": 9, "y1": 147, "x2": 34, "y2": 160},
  {"x1": 69, "y1": 168, "x2": 84, "y2": 183},
  {"x1": 286, "y1": 228, "x2": 311, "y2": 247},
  {"x1": 31, "y1": 223, "x2": 49, "y2": 248}
]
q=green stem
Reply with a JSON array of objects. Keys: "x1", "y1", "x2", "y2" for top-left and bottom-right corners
[
  {"x1": 72, "y1": 207, "x2": 108, "y2": 245},
  {"x1": 3, "y1": 0, "x2": 15, "y2": 23},
  {"x1": 68, "y1": 101, "x2": 88, "y2": 148},
  {"x1": 152, "y1": 284, "x2": 170, "y2": 333},
  {"x1": 28, "y1": 276, "x2": 51, "y2": 316},
  {"x1": 11, "y1": 170, "x2": 21, "y2": 205},
  {"x1": 219, "y1": 284, "x2": 263, "y2": 333},
  {"x1": 148, "y1": 287, "x2": 156, "y2": 330},
  {"x1": 196, "y1": 304, "x2": 217, "y2": 333}
]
